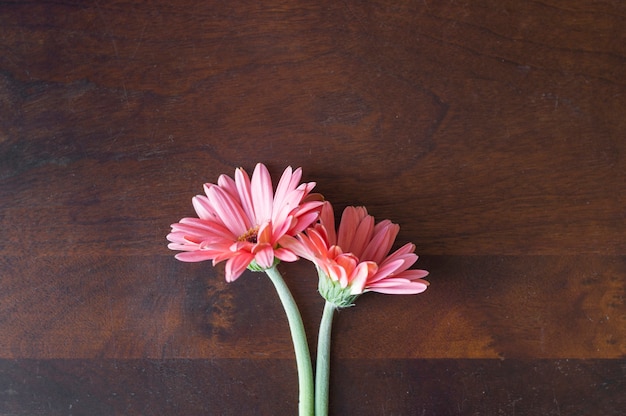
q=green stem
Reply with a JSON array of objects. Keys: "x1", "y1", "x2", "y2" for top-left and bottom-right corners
[
  {"x1": 264, "y1": 266, "x2": 314, "y2": 416},
  {"x1": 315, "y1": 300, "x2": 336, "y2": 416}
]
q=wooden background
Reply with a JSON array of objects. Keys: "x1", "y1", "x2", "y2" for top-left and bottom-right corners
[{"x1": 1, "y1": 0, "x2": 624, "y2": 414}]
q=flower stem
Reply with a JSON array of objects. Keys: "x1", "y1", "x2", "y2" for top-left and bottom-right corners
[
  {"x1": 316, "y1": 300, "x2": 336, "y2": 416},
  {"x1": 264, "y1": 266, "x2": 314, "y2": 416}
]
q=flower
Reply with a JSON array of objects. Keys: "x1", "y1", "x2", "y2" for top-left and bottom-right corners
[
  {"x1": 282, "y1": 202, "x2": 429, "y2": 307},
  {"x1": 167, "y1": 163, "x2": 324, "y2": 282}
]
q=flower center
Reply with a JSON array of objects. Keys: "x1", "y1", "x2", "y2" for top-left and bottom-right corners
[{"x1": 238, "y1": 226, "x2": 259, "y2": 244}]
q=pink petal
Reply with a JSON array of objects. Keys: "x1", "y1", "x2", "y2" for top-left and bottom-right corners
[
  {"x1": 256, "y1": 221, "x2": 273, "y2": 243},
  {"x1": 166, "y1": 231, "x2": 191, "y2": 244},
  {"x1": 290, "y1": 210, "x2": 321, "y2": 235},
  {"x1": 171, "y1": 218, "x2": 235, "y2": 240},
  {"x1": 329, "y1": 263, "x2": 349, "y2": 287},
  {"x1": 166, "y1": 232, "x2": 202, "y2": 246},
  {"x1": 201, "y1": 242, "x2": 235, "y2": 256},
  {"x1": 206, "y1": 186, "x2": 250, "y2": 236},
  {"x1": 225, "y1": 253, "x2": 255, "y2": 282},
  {"x1": 369, "y1": 255, "x2": 417, "y2": 284},
  {"x1": 272, "y1": 214, "x2": 296, "y2": 239},
  {"x1": 307, "y1": 228, "x2": 330, "y2": 255},
  {"x1": 217, "y1": 173, "x2": 239, "y2": 199},
  {"x1": 174, "y1": 251, "x2": 216, "y2": 262},
  {"x1": 273, "y1": 166, "x2": 298, "y2": 214},
  {"x1": 348, "y1": 261, "x2": 378, "y2": 295},
  {"x1": 229, "y1": 241, "x2": 257, "y2": 258},
  {"x1": 272, "y1": 187, "x2": 304, "y2": 227},
  {"x1": 253, "y1": 244, "x2": 274, "y2": 269},
  {"x1": 301, "y1": 187, "x2": 323, "y2": 207},
  {"x1": 211, "y1": 248, "x2": 239, "y2": 264},
  {"x1": 274, "y1": 247, "x2": 299, "y2": 262},
  {"x1": 295, "y1": 200, "x2": 325, "y2": 217},
  {"x1": 369, "y1": 259, "x2": 406, "y2": 283},
  {"x1": 203, "y1": 183, "x2": 214, "y2": 195},
  {"x1": 380, "y1": 244, "x2": 418, "y2": 271},
  {"x1": 251, "y1": 163, "x2": 274, "y2": 223},
  {"x1": 396, "y1": 269, "x2": 430, "y2": 280},
  {"x1": 368, "y1": 277, "x2": 424, "y2": 287},
  {"x1": 335, "y1": 253, "x2": 358, "y2": 276},
  {"x1": 310, "y1": 224, "x2": 330, "y2": 246},
  {"x1": 383, "y1": 242, "x2": 415, "y2": 260},
  {"x1": 337, "y1": 206, "x2": 368, "y2": 252},
  {"x1": 191, "y1": 195, "x2": 216, "y2": 220},
  {"x1": 347, "y1": 214, "x2": 375, "y2": 258},
  {"x1": 367, "y1": 278, "x2": 429, "y2": 294},
  {"x1": 167, "y1": 242, "x2": 197, "y2": 251},
  {"x1": 319, "y1": 202, "x2": 336, "y2": 245},
  {"x1": 235, "y1": 167, "x2": 256, "y2": 225},
  {"x1": 277, "y1": 235, "x2": 312, "y2": 260},
  {"x1": 361, "y1": 221, "x2": 400, "y2": 263},
  {"x1": 328, "y1": 245, "x2": 343, "y2": 259}
]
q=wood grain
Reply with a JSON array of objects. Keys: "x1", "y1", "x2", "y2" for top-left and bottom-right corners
[
  {"x1": 0, "y1": 0, "x2": 624, "y2": 414},
  {"x1": 0, "y1": 255, "x2": 623, "y2": 359},
  {"x1": 0, "y1": 359, "x2": 623, "y2": 415}
]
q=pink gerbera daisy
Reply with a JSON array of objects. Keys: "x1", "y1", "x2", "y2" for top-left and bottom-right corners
[
  {"x1": 167, "y1": 163, "x2": 323, "y2": 282},
  {"x1": 282, "y1": 201, "x2": 429, "y2": 306}
]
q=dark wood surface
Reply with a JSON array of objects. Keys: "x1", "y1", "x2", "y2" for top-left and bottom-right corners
[{"x1": 1, "y1": 1, "x2": 624, "y2": 414}]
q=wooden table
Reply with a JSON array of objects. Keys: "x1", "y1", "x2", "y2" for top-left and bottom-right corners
[{"x1": 1, "y1": 1, "x2": 624, "y2": 414}]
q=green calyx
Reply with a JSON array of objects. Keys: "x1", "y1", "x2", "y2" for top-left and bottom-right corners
[
  {"x1": 317, "y1": 268, "x2": 359, "y2": 308},
  {"x1": 247, "y1": 257, "x2": 281, "y2": 272}
]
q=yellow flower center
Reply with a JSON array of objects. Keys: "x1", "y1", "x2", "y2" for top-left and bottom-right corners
[{"x1": 238, "y1": 226, "x2": 259, "y2": 243}]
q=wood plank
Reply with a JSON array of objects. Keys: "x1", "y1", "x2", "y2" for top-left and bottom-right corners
[
  {"x1": 1, "y1": 255, "x2": 622, "y2": 359},
  {"x1": 1, "y1": 0, "x2": 625, "y2": 256},
  {"x1": 1, "y1": 359, "x2": 623, "y2": 415},
  {"x1": 1, "y1": 0, "x2": 624, "y2": 414}
]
